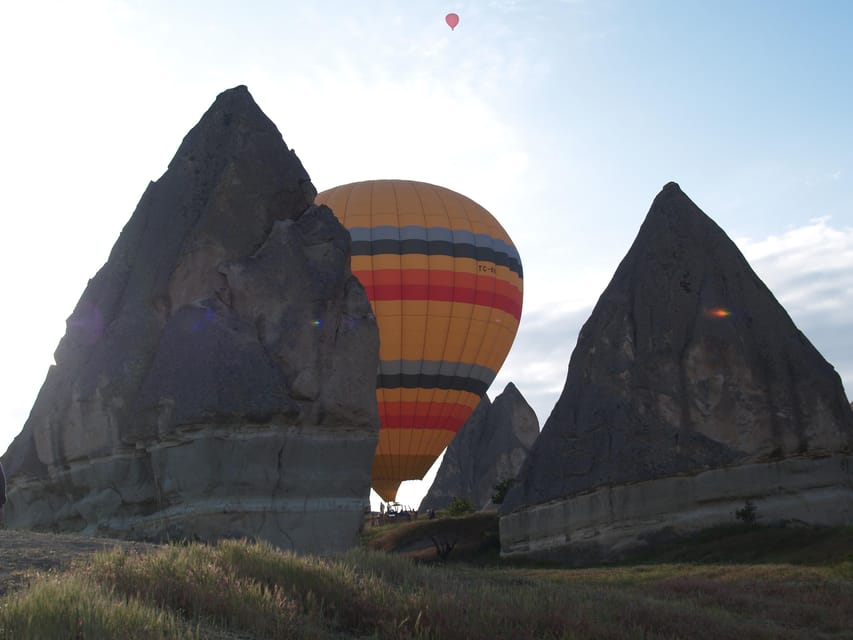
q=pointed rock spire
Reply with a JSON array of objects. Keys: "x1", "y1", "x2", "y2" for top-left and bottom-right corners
[
  {"x1": 501, "y1": 183, "x2": 853, "y2": 562},
  {"x1": 420, "y1": 383, "x2": 538, "y2": 511},
  {"x1": 1, "y1": 87, "x2": 379, "y2": 553}
]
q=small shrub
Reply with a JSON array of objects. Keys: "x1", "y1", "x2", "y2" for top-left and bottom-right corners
[
  {"x1": 446, "y1": 496, "x2": 475, "y2": 516},
  {"x1": 491, "y1": 478, "x2": 516, "y2": 505},
  {"x1": 735, "y1": 500, "x2": 758, "y2": 525}
]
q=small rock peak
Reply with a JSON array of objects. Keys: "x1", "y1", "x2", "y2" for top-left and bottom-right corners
[
  {"x1": 207, "y1": 86, "x2": 265, "y2": 124},
  {"x1": 168, "y1": 84, "x2": 304, "y2": 183},
  {"x1": 502, "y1": 381, "x2": 520, "y2": 397},
  {"x1": 644, "y1": 181, "x2": 709, "y2": 231},
  {"x1": 652, "y1": 182, "x2": 693, "y2": 208},
  {"x1": 212, "y1": 84, "x2": 250, "y2": 100},
  {"x1": 209, "y1": 85, "x2": 255, "y2": 112},
  {"x1": 419, "y1": 383, "x2": 539, "y2": 512},
  {"x1": 223, "y1": 84, "x2": 249, "y2": 95}
]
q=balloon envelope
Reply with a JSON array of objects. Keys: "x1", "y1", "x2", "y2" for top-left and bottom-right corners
[
  {"x1": 316, "y1": 180, "x2": 523, "y2": 501},
  {"x1": 446, "y1": 13, "x2": 459, "y2": 30}
]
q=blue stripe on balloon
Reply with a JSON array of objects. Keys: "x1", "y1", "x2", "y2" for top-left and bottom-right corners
[{"x1": 349, "y1": 225, "x2": 521, "y2": 265}]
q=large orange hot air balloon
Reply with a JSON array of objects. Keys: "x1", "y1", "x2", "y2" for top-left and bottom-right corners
[{"x1": 316, "y1": 180, "x2": 523, "y2": 501}]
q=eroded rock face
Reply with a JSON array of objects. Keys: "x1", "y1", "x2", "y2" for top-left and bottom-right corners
[
  {"x1": 1, "y1": 87, "x2": 380, "y2": 553},
  {"x1": 419, "y1": 383, "x2": 539, "y2": 512},
  {"x1": 501, "y1": 183, "x2": 853, "y2": 562}
]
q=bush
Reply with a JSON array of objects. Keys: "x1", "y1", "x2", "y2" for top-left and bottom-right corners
[
  {"x1": 491, "y1": 478, "x2": 516, "y2": 505},
  {"x1": 446, "y1": 496, "x2": 475, "y2": 516},
  {"x1": 735, "y1": 500, "x2": 758, "y2": 525}
]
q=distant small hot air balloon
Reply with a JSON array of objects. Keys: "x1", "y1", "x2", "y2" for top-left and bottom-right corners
[
  {"x1": 446, "y1": 13, "x2": 460, "y2": 30},
  {"x1": 317, "y1": 180, "x2": 523, "y2": 502}
]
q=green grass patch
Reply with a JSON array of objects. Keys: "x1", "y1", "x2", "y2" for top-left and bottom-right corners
[{"x1": 611, "y1": 524, "x2": 853, "y2": 567}]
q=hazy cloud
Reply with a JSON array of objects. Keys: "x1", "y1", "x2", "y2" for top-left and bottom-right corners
[
  {"x1": 737, "y1": 218, "x2": 853, "y2": 395},
  {"x1": 491, "y1": 307, "x2": 591, "y2": 428}
]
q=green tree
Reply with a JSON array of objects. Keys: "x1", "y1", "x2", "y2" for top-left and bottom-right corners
[{"x1": 446, "y1": 496, "x2": 475, "y2": 516}]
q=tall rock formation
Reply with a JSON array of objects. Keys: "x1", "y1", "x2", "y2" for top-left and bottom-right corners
[
  {"x1": 419, "y1": 383, "x2": 539, "y2": 512},
  {"x1": 0, "y1": 86, "x2": 380, "y2": 553},
  {"x1": 501, "y1": 182, "x2": 853, "y2": 563}
]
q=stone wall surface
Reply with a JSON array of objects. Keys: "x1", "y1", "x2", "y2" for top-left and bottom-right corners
[
  {"x1": 500, "y1": 183, "x2": 853, "y2": 561},
  {"x1": 501, "y1": 455, "x2": 853, "y2": 564},
  {"x1": 1, "y1": 86, "x2": 380, "y2": 553}
]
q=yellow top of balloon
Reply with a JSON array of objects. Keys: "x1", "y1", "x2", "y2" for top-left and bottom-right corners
[{"x1": 316, "y1": 180, "x2": 523, "y2": 501}]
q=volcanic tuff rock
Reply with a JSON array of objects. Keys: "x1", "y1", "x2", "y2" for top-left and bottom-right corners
[
  {"x1": 419, "y1": 383, "x2": 539, "y2": 512},
  {"x1": 501, "y1": 182, "x2": 853, "y2": 563},
  {"x1": 0, "y1": 86, "x2": 380, "y2": 553}
]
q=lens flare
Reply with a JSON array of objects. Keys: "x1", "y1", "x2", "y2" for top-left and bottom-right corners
[{"x1": 704, "y1": 307, "x2": 732, "y2": 318}]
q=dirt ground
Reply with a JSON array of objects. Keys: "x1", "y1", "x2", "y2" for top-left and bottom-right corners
[{"x1": 0, "y1": 529, "x2": 157, "y2": 596}]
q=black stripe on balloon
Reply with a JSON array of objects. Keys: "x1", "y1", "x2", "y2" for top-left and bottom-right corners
[
  {"x1": 377, "y1": 373, "x2": 489, "y2": 396},
  {"x1": 352, "y1": 239, "x2": 523, "y2": 279}
]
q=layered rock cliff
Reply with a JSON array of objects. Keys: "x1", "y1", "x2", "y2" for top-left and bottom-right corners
[
  {"x1": 501, "y1": 183, "x2": 853, "y2": 563},
  {"x1": 420, "y1": 383, "x2": 538, "y2": 512},
  {"x1": 1, "y1": 86, "x2": 380, "y2": 553}
]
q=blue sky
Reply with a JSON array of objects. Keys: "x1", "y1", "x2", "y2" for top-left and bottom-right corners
[{"x1": 1, "y1": 1, "x2": 851, "y2": 508}]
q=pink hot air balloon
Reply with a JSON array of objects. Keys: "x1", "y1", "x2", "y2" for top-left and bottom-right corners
[{"x1": 446, "y1": 13, "x2": 459, "y2": 30}]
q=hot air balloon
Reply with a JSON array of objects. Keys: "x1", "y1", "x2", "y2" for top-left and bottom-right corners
[
  {"x1": 316, "y1": 180, "x2": 523, "y2": 501},
  {"x1": 445, "y1": 13, "x2": 460, "y2": 30}
]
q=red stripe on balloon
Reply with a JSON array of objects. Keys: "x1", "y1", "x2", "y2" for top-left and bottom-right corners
[
  {"x1": 354, "y1": 269, "x2": 522, "y2": 319},
  {"x1": 379, "y1": 402, "x2": 472, "y2": 431},
  {"x1": 374, "y1": 285, "x2": 521, "y2": 319}
]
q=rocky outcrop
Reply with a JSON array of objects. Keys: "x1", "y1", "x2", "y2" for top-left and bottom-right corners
[
  {"x1": 0, "y1": 86, "x2": 380, "y2": 553},
  {"x1": 501, "y1": 182, "x2": 853, "y2": 564},
  {"x1": 420, "y1": 383, "x2": 539, "y2": 512}
]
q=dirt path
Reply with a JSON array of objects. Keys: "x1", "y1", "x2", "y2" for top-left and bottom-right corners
[{"x1": 0, "y1": 529, "x2": 158, "y2": 596}]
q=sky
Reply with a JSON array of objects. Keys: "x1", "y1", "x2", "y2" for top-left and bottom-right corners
[{"x1": 1, "y1": 0, "x2": 851, "y2": 511}]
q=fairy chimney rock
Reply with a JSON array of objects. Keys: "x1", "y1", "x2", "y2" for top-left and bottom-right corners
[
  {"x1": 500, "y1": 182, "x2": 853, "y2": 564},
  {"x1": 1, "y1": 86, "x2": 380, "y2": 553},
  {"x1": 420, "y1": 383, "x2": 539, "y2": 512}
]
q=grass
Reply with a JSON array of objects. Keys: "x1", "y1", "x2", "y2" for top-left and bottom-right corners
[
  {"x1": 0, "y1": 572, "x2": 199, "y2": 639},
  {"x1": 610, "y1": 523, "x2": 853, "y2": 566},
  {"x1": 1, "y1": 523, "x2": 852, "y2": 639},
  {"x1": 363, "y1": 511, "x2": 500, "y2": 563}
]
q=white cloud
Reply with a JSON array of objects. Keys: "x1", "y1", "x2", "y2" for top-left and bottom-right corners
[
  {"x1": 736, "y1": 218, "x2": 853, "y2": 396},
  {"x1": 736, "y1": 218, "x2": 853, "y2": 322},
  {"x1": 490, "y1": 306, "x2": 590, "y2": 428}
]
